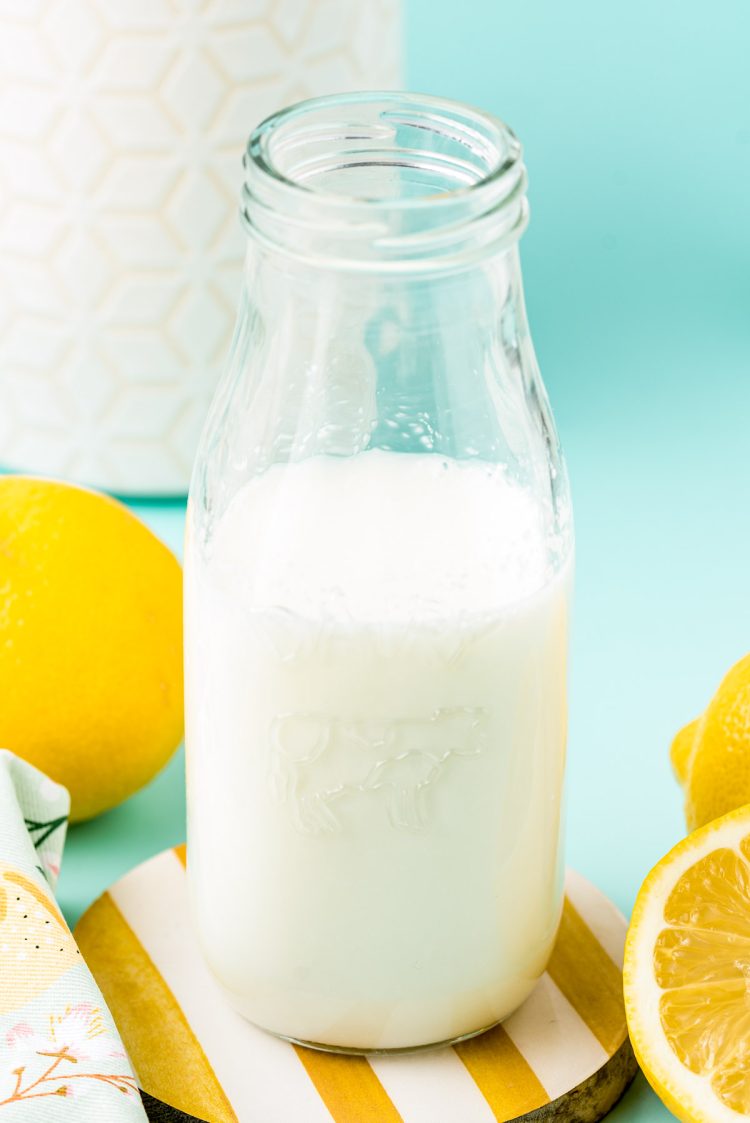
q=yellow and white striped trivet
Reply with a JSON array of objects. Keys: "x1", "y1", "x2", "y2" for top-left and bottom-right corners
[{"x1": 75, "y1": 848, "x2": 637, "y2": 1123}]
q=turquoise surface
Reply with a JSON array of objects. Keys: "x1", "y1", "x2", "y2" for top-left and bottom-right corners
[{"x1": 55, "y1": 3, "x2": 750, "y2": 1119}]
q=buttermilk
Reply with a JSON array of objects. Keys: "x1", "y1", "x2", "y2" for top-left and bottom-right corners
[{"x1": 185, "y1": 450, "x2": 572, "y2": 1051}]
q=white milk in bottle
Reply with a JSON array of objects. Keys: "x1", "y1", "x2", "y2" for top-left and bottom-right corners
[{"x1": 185, "y1": 450, "x2": 571, "y2": 1051}]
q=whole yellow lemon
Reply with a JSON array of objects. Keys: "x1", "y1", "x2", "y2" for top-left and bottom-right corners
[
  {"x1": 671, "y1": 653, "x2": 750, "y2": 831},
  {"x1": 0, "y1": 477, "x2": 183, "y2": 821}
]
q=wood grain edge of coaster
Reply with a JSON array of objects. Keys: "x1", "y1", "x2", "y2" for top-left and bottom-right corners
[
  {"x1": 140, "y1": 1088, "x2": 207, "y2": 1123},
  {"x1": 524, "y1": 1037, "x2": 639, "y2": 1123},
  {"x1": 139, "y1": 1038, "x2": 639, "y2": 1123}
]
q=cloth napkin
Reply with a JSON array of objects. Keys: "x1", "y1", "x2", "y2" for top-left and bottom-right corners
[{"x1": 0, "y1": 749, "x2": 147, "y2": 1121}]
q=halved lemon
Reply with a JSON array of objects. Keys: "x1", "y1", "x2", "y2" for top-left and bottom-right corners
[{"x1": 624, "y1": 804, "x2": 750, "y2": 1122}]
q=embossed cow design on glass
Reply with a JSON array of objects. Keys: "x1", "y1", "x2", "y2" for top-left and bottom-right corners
[{"x1": 270, "y1": 707, "x2": 488, "y2": 834}]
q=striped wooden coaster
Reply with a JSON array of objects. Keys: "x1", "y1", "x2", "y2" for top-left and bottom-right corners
[{"x1": 75, "y1": 848, "x2": 637, "y2": 1123}]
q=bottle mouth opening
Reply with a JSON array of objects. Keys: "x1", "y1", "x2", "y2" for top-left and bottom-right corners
[
  {"x1": 242, "y1": 92, "x2": 528, "y2": 272},
  {"x1": 249, "y1": 91, "x2": 520, "y2": 206}
]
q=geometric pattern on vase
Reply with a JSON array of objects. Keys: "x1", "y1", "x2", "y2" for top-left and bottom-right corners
[{"x1": 0, "y1": 0, "x2": 403, "y2": 494}]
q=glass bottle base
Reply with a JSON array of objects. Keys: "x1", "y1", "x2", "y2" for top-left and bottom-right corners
[{"x1": 261, "y1": 1017, "x2": 504, "y2": 1057}]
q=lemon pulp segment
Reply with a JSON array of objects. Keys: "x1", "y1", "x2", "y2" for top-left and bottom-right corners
[{"x1": 654, "y1": 835, "x2": 750, "y2": 1114}]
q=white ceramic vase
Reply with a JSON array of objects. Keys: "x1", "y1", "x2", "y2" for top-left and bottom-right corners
[{"x1": 0, "y1": 0, "x2": 402, "y2": 494}]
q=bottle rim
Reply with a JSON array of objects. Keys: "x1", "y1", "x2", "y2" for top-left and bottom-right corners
[{"x1": 242, "y1": 91, "x2": 528, "y2": 273}]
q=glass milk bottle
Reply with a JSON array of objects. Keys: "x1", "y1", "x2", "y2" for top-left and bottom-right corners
[{"x1": 185, "y1": 92, "x2": 573, "y2": 1054}]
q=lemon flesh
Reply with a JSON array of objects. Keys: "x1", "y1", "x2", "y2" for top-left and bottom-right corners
[{"x1": 625, "y1": 806, "x2": 750, "y2": 1122}]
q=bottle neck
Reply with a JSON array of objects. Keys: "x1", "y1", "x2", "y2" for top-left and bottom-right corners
[
  {"x1": 194, "y1": 94, "x2": 558, "y2": 542},
  {"x1": 230, "y1": 232, "x2": 533, "y2": 474},
  {"x1": 242, "y1": 92, "x2": 528, "y2": 275}
]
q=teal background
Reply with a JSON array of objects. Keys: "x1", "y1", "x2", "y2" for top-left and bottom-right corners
[{"x1": 54, "y1": 4, "x2": 750, "y2": 1120}]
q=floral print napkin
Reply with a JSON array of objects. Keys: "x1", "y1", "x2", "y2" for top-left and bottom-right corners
[{"x1": 0, "y1": 750, "x2": 147, "y2": 1119}]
